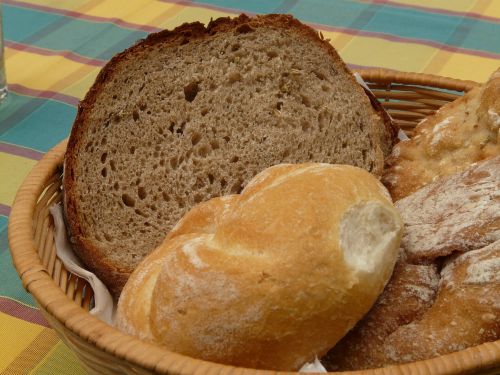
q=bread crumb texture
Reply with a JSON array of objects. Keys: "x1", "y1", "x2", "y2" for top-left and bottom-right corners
[
  {"x1": 116, "y1": 163, "x2": 402, "y2": 371},
  {"x1": 64, "y1": 14, "x2": 390, "y2": 295}
]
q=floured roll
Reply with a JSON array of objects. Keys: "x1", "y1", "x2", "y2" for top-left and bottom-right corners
[
  {"x1": 115, "y1": 163, "x2": 402, "y2": 371},
  {"x1": 323, "y1": 251, "x2": 440, "y2": 370}
]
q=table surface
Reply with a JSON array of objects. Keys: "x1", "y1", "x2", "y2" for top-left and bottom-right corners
[{"x1": 0, "y1": 1, "x2": 499, "y2": 374}]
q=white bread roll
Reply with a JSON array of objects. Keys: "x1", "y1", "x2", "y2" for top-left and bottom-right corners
[{"x1": 115, "y1": 163, "x2": 403, "y2": 370}]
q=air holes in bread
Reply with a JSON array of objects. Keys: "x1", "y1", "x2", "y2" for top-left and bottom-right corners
[
  {"x1": 122, "y1": 194, "x2": 135, "y2": 207},
  {"x1": 176, "y1": 197, "x2": 185, "y2": 208},
  {"x1": 301, "y1": 95, "x2": 311, "y2": 108},
  {"x1": 135, "y1": 209, "x2": 148, "y2": 217},
  {"x1": 197, "y1": 145, "x2": 209, "y2": 157},
  {"x1": 301, "y1": 120, "x2": 311, "y2": 131},
  {"x1": 138, "y1": 186, "x2": 147, "y2": 200},
  {"x1": 170, "y1": 157, "x2": 178, "y2": 169},
  {"x1": 267, "y1": 50, "x2": 278, "y2": 59},
  {"x1": 228, "y1": 72, "x2": 241, "y2": 83},
  {"x1": 184, "y1": 82, "x2": 199, "y2": 102},
  {"x1": 230, "y1": 179, "x2": 243, "y2": 194},
  {"x1": 133, "y1": 110, "x2": 140, "y2": 121},
  {"x1": 191, "y1": 132, "x2": 202, "y2": 146},
  {"x1": 314, "y1": 70, "x2": 326, "y2": 80},
  {"x1": 210, "y1": 140, "x2": 220, "y2": 150}
]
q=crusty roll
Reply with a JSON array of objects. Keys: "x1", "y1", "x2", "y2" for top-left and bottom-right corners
[
  {"x1": 382, "y1": 67, "x2": 500, "y2": 202},
  {"x1": 115, "y1": 163, "x2": 402, "y2": 371}
]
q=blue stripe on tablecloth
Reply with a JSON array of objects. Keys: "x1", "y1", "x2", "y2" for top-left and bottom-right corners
[
  {"x1": 0, "y1": 92, "x2": 75, "y2": 153},
  {"x1": 3, "y1": 4, "x2": 148, "y2": 61},
  {"x1": 4, "y1": 0, "x2": 162, "y2": 33},
  {"x1": 189, "y1": 0, "x2": 500, "y2": 55},
  {"x1": 4, "y1": 0, "x2": 500, "y2": 63},
  {"x1": 0, "y1": 216, "x2": 7, "y2": 233}
]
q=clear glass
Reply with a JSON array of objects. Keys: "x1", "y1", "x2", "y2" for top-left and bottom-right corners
[{"x1": 0, "y1": 4, "x2": 7, "y2": 103}]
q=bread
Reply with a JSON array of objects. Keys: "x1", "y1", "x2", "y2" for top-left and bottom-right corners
[
  {"x1": 382, "y1": 67, "x2": 500, "y2": 202},
  {"x1": 63, "y1": 14, "x2": 396, "y2": 297},
  {"x1": 324, "y1": 156, "x2": 500, "y2": 370},
  {"x1": 325, "y1": 241, "x2": 500, "y2": 369},
  {"x1": 323, "y1": 251, "x2": 440, "y2": 370},
  {"x1": 396, "y1": 155, "x2": 500, "y2": 263},
  {"x1": 115, "y1": 163, "x2": 403, "y2": 371},
  {"x1": 379, "y1": 240, "x2": 500, "y2": 364}
]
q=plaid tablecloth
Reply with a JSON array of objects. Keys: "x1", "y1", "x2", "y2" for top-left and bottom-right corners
[{"x1": 0, "y1": 1, "x2": 499, "y2": 374}]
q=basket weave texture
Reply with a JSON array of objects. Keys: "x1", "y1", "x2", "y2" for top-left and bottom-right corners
[{"x1": 8, "y1": 69, "x2": 500, "y2": 375}]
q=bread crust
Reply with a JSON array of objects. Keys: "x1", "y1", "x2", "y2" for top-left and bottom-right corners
[
  {"x1": 396, "y1": 155, "x2": 500, "y2": 264},
  {"x1": 323, "y1": 251, "x2": 440, "y2": 370},
  {"x1": 64, "y1": 14, "x2": 397, "y2": 298},
  {"x1": 382, "y1": 67, "x2": 500, "y2": 202},
  {"x1": 324, "y1": 157, "x2": 500, "y2": 370},
  {"x1": 115, "y1": 163, "x2": 402, "y2": 371},
  {"x1": 325, "y1": 240, "x2": 500, "y2": 369}
]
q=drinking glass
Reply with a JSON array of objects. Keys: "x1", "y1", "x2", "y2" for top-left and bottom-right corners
[{"x1": 0, "y1": 4, "x2": 7, "y2": 103}]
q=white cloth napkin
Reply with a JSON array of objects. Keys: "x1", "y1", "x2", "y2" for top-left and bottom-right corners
[
  {"x1": 50, "y1": 204, "x2": 115, "y2": 324},
  {"x1": 299, "y1": 357, "x2": 327, "y2": 373}
]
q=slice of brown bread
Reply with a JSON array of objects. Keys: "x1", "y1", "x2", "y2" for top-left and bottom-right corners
[{"x1": 64, "y1": 14, "x2": 395, "y2": 297}]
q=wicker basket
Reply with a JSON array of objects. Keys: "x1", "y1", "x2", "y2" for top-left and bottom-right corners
[{"x1": 8, "y1": 69, "x2": 500, "y2": 375}]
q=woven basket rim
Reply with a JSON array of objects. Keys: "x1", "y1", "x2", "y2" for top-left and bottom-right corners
[
  {"x1": 8, "y1": 69, "x2": 499, "y2": 375},
  {"x1": 358, "y1": 68, "x2": 480, "y2": 92}
]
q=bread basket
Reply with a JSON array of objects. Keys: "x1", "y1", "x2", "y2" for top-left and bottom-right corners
[{"x1": 8, "y1": 69, "x2": 500, "y2": 375}]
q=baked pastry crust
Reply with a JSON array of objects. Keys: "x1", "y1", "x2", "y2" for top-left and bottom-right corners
[
  {"x1": 323, "y1": 251, "x2": 440, "y2": 370},
  {"x1": 325, "y1": 241, "x2": 500, "y2": 369},
  {"x1": 63, "y1": 14, "x2": 396, "y2": 298},
  {"x1": 383, "y1": 68, "x2": 500, "y2": 202},
  {"x1": 116, "y1": 163, "x2": 402, "y2": 371},
  {"x1": 396, "y1": 156, "x2": 500, "y2": 263},
  {"x1": 324, "y1": 156, "x2": 500, "y2": 369}
]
